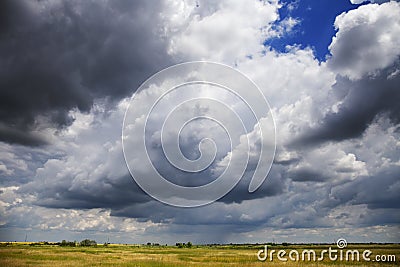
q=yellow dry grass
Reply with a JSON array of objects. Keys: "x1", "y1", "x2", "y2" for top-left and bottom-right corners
[{"x1": 0, "y1": 243, "x2": 398, "y2": 266}]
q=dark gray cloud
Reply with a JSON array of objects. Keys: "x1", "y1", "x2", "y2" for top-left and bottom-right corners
[
  {"x1": 0, "y1": 123, "x2": 48, "y2": 146},
  {"x1": 293, "y1": 62, "x2": 400, "y2": 146},
  {"x1": 25, "y1": 175, "x2": 152, "y2": 210},
  {"x1": 287, "y1": 167, "x2": 329, "y2": 182},
  {"x1": 20, "y1": 155, "x2": 287, "y2": 212},
  {"x1": 327, "y1": 167, "x2": 400, "y2": 211},
  {"x1": 219, "y1": 165, "x2": 287, "y2": 203},
  {"x1": 0, "y1": 0, "x2": 173, "y2": 146}
]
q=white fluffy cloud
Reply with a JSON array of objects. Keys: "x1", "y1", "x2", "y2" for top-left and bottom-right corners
[
  {"x1": 350, "y1": 0, "x2": 389, "y2": 4},
  {"x1": 163, "y1": 0, "x2": 296, "y2": 63},
  {"x1": 329, "y1": 1, "x2": 400, "y2": 79}
]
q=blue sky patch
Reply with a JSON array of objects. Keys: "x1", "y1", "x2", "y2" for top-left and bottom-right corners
[{"x1": 266, "y1": 0, "x2": 364, "y2": 61}]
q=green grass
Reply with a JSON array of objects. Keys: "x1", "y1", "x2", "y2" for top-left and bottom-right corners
[{"x1": 0, "y1": 243, "x2": 398, "y2": 266}]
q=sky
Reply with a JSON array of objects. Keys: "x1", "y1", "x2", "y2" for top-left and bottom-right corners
[
  {"x1": 0, "y1": 0, "x2": 399, "y2": 244},
  {"x1": 268, "y1": 0, "x2": 363, "y2": 60}
]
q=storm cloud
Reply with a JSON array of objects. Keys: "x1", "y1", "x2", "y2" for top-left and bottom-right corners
[
  {"x1": 0, "y1": 0, "x2": 173, "y2": 145},
  {"x1": 295, "y1": 63, "x2": 400, "y2": 145}
]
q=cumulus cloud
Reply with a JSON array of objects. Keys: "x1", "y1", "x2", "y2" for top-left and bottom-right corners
[
  {"x1": 295, "y1": 2, "x2": 400, "y2": 145},
  {"x1": 164, "y1": 0, "x2": 297, "y2": 63},
  {"x1": 295, "y1": 63, "x2": 400, "y2": 145},
  {"x1": 18, "y1": 101, "x2": 152, "y2": 210},
  {"x1": 329, "y1": 1, "x2": 400, "y2": 80}
]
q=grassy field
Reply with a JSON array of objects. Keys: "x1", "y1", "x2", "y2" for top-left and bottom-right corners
[{"x1": 0, "y1": 243, "x2": 399, "y2": 266}]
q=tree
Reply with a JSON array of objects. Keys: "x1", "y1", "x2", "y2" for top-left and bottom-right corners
[
  {"x1": 186, "y1": 242, "x2": 192, "y2": 248},
  {"x1": 60, "y1": 240, "x2": 76, "y2": 247},
  {"x1": 80, "y1": 239, "x2": 97, "y2": 247}
]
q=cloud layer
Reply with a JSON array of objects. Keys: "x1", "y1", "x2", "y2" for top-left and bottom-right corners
[{"x1": 1, "y1": 0, "x2": 399, "y2": 243}]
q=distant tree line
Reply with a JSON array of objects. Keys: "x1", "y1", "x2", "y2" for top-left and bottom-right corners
[
  {"x1": 59, "y1": 239, "x2": 97, "y2": 247},
  {"x1": 146, "y1": 242, "x2": 161, "y2": 246}
]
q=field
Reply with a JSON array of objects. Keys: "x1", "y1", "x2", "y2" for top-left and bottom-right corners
[{"x1": 0, "y1": 243, "x2": 399, "y2": 266}]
